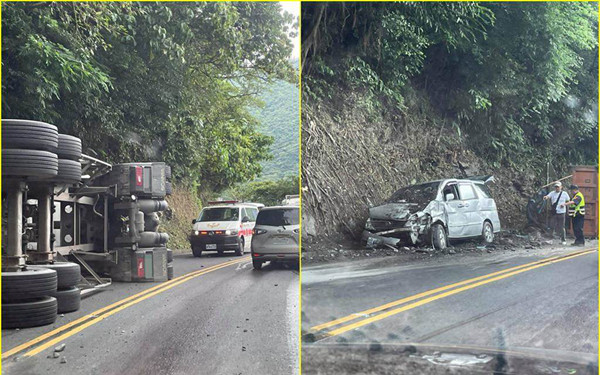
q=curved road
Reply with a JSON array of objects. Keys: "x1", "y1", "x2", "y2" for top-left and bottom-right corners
[
  {"x1": 2, "y1": 253, "x2": 299, "y2": 375},
  {"x1": 302, "y1": 245, "x2": 598, "y2": 370}
]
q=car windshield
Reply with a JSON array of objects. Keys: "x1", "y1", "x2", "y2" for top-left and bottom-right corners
[
  {"x1": 386, "y1": 181, "x2": 440, "y2": 204},
  {"x1": 198, "y1": 207, "x2": 239, "y2": 222},
  {"x1": 256, "y1": 208, "x2": 299, "y2": 226}
]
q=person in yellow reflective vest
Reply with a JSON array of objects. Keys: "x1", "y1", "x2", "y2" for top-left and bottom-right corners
[{"x1": 561, "y1": 184, "x2": 585, "y2": 246}]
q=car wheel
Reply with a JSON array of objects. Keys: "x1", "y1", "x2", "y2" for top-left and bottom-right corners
[
  {"x1": 50, "y1": 287, "x2": 81, "y2": 313},
  {"x1": 431, "y1": 223, "x2": 447, "y2": 250},
  {"x1": 2, "y1": 119, "x2": 59, "y2": 153},
  {"x1": 30, "y1": 262, "x2": 81, "y2": 289},
  {"x1": 253, "y1": 259, "x2": 263, "y2": 270},
  {"x1": 481, "y1": 221, "x2": 494, "y2": 244},
  {"x1": 56, "y1": 134, "x2": 82, "y2": 161},
  {"x1": 191, "y1": 246, "x2": 202, "y2": 257},
  {"x1": 2, "y1": 297, "x2": 58, "y2": 328},
  {"x1": 235, "y1": 238, "x2": 245, "y2": 256},
  {"x1": 2, "y1": 149, "x2": 58, "y2": 178},
  {"x1": 2, "y1": 268, "x2": 58, "y2": 301}
]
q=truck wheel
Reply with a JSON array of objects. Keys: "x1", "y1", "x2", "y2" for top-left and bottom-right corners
[
  {"x1": 481, "y1": 221, "x2": 494, "y2": 244},
  {"x1": 2, "y1": 149, "x2": 58, "y2": 178},
  {"x1": 253, "y1": 260, "x2": 263, "y2": 270},
  {"x1": 2, "y1": 297, "x2": 58, "y2": 328},
  {"x1": 57, "y1": 134, "x2": 82, "y2": 160},
  {"x1": 192, "y1": 246, "x2": 202, "y2": 257},
  {"x1": 2, "y1": 268, "x2": 57, "y2": 301},
  {"x1": 431, "y1": 223, "x2": 447, "y2": 250},
  {"x1": 31, "y1": 262, "x2": 81, "y2": 289},
  {"x1": 2, "y1": 119, "x2": 58, "y2": 153},
  {"x1": 235, "y1": 238, "x2": 245, "y2": 256},
  {"x1": 167, "y1": 263, "x2": 174, "y2": 280},
  {"x1": 43, "y1": 159, "x2": 81, "y2": 184},
  {"x1": 51, "y1": 287, "x2": 81, "y2": 313}
]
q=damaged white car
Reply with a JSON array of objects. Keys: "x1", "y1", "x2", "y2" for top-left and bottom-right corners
[{"x1": 362, "y1": 176, "x2": 501, "y2": 250}]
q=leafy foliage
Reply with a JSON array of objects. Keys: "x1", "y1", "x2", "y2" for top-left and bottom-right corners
[
  {"x1": 302, "y1": 2, "x2": 598, "y2": 171},
  {"x1": 251, "y1": 58, "x2": 299, "y2": 180},
  {"x1": 3, "y1": 2, "x2": 297, "y2": 191},
  {"x1": 222, "y1": 175, "x2": 299, "y2": 207}
]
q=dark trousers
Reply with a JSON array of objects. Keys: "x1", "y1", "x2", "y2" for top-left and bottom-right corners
[
  {"x1": 550, "y1": 213, "x2": 566, "y2": 241},
  {"x1": 572, "y1": 214, "x2": 585, "y2": 244}
]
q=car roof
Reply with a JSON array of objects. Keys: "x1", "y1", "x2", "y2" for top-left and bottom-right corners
[
  {"x1": 259, "y1": 205, "x2": 299, "y2": 211},
  {"x1": 203, "y1": 204, "x2": 257, "y2": 209}
]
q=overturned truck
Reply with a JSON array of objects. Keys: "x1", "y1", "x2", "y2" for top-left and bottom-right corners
[{"x1": 2, "y1": 119, "x2": 173, "y2": 328}]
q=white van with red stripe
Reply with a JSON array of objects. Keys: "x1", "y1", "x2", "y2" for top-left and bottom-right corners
[{"x1": 189, "y1": 201, "x2": 260, "y2": 257}]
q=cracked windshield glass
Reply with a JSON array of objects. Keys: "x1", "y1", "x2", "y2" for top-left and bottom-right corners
[{"x1": 301, "y1": 2, "x2": 598, "y2": 374}]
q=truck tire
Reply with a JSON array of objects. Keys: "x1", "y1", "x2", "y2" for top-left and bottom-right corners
[
  {"x1": 50, "y1": 287, "x2": 81, "y2": 313},
  {"x1": 57, "y1": 134, "x2": 82, "y2": 161},
  {"x1": 2, "y1": 149, "x2": 58, "y2": 178},
  {"x1": 2, "y1": 268, "x2": 57, "y2": 301},
  {"x1": 253, "y1": 259, "x2": 263, "y2": 270},
  {"x1": 235, "y1": 238, "x2": 245, "y2": 256},
  {"x1": 31, "y1": 262, "x2": 81, "y2": 289},
  {"x1": 481, "y1": 221, "x2": 494, "y2": 244},
  {"x1": 44, "y1": 159, "x2": 81, "y2": 184},
  {"x1": 191, "y1": 246, "x2": 202, "y2": 258},
  {"x1": 431, "y1": 223, "x2": 447, "y2": 251},
  {"x1": 2, "y1": 119, "x2": 58, "y2": 153},
  {"x1": 167, "y1": 263, "x2": 174, "y2": 280},
  {"x1": 167, "y1": 249, "x2": 173, "y2": 263},
  {"x1": 2, "y1": 297, "x2": 58, "y2": 328}
]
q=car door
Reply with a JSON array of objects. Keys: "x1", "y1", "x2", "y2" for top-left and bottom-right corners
[
  {"x1": 442, "y1": 183, "x2": 470, "y2": 238},
  {"x1": 457, "y1": 182, "x2": 481, "y2": 236}
]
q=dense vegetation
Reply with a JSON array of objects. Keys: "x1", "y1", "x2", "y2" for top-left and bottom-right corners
[
  {"x1": 252, "y1": 59, "x2": 300, "y2": 180},
  {"x1": 2, "y1": 2, "x2": 297, "y2": 192},
  {"x1": 303, "y1": 2, "x2": 598, "y2": 172},
  {"x1": 302, "y1": 2, "x2": 598, "y2": 239},
  {"x1": 223, "y1": 175, "x2": 299, "y2": 207}
]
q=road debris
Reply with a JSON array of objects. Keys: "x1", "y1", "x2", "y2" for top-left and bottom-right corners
[{"x1": 54, "y1": 344, "x2": 66, "y2": 353}]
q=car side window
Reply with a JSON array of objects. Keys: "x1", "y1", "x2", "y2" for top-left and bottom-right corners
[
  {"x1": 443, "y1": 184, "x2": 459, "y2": 201},
  {"x1": 250, "y1": 208, "x2": 258, "y2": 221},
  {"x1": 473, "y1": 183, "x2": 491, "y2": 198},
  {"x1": 241, "y1": 208, "x2": 249, "y2": 221},
  {"x1": 458, "y1": 183, "x2": 477, "y2": 200}
]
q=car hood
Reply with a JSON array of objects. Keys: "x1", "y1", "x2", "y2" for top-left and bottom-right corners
[
  {"x1": 369, "y1": 203, "x2": 424, "y2": 221},
  {"x1": 193, "y1": 221, "x2": 239, "y2": 231}
]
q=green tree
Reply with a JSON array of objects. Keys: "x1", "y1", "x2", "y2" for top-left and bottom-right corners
[{"x1": 2, "y1": 2, "x2": 297, "y2": 191}]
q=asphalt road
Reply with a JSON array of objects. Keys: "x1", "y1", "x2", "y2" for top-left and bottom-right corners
[
  {"x1": 2, "y1": 253, "x2": 299, "y2": 375},
  {"x1": 302, "y1": 245, "x2": 598, "y2": 369}
]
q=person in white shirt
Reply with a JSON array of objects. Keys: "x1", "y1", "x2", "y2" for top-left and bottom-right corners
[{"x1": 542, "y1": 181, "x2": 570, "y2": 244}]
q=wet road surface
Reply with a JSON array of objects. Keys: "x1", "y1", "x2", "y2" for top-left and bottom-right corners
[{"x1": 2, "y1": 253, "x2": 299, "y2": 375}]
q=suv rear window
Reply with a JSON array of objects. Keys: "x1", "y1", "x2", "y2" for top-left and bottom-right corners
[{"x1": 256, "y1": 208, "x2": 299, "y2": 226}]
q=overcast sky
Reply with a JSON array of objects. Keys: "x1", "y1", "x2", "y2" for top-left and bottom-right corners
[{"x1": 280, "y1": 1, "x2": 299, "y2": 60}]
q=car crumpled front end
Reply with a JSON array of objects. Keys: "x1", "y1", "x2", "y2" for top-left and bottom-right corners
[{"x1": 362, "y1": 200, "x2": 444, "y2": 248}]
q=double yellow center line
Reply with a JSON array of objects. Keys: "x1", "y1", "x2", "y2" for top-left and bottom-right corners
[
  {"x1": 307, "y1": 248, "x2": 596, "y2": 340},
  {"x1": 2, "y1": 256, "x2": 250, "y2": 359}
]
